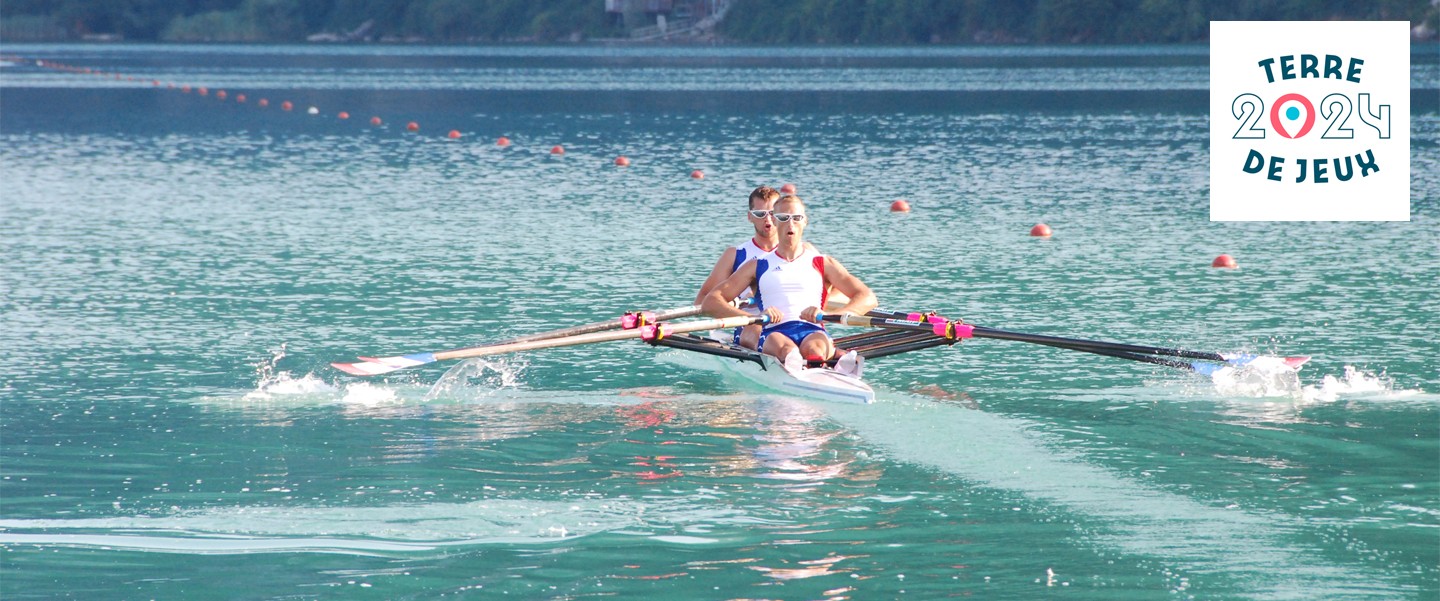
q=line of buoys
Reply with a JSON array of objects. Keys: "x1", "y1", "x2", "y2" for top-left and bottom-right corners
[
  {"x1": 19, "y1": 57, "x2": 729, "y2": 178},
  {"x1": 16, "y1": 55, "x2": 1257, "y2": 272}
]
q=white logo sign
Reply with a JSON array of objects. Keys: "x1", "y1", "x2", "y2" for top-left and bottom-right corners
[{"x1": 1210, "y1": 21, "x2": 1410, "y2": 221}]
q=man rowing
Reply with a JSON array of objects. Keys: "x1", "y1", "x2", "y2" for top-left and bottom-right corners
[
  {"x1": 702, "y1": 195, "x2": 877, "y2": 368},
  {"x1": 693, "y1": 186, "x2": 785, "y2": 349},
  {"x1": 695, "y1": 185, "x2": 849, "y2": 349}
]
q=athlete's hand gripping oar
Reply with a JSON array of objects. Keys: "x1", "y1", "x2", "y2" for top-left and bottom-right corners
[
  {"x1": 334, "y1": 315, "x2": 767, "y2": 377},
  {"x1": 831, "y1": 313, "x2": 1309, "y2": 371}
]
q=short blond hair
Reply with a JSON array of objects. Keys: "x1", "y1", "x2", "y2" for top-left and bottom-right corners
[{"x1": 775, "y1": 194, "x2": 805, "y2": 211}]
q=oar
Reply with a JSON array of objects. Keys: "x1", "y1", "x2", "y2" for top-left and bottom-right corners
[
  {"x1": 829, "y1": 313, "x2": 1309, "y2": 371},
  {"x1": 333, "y1": 315, "x2": 766, "y2": 376},
  {"x1": 334, "y1": 300, "x2": 720, "y2": 377},
  {"x1": 492, "y1": 303, "x2": 709, "y2": 347},
  {"x1": 486, "y1": 298, "x2": 752, "y2": 347}
]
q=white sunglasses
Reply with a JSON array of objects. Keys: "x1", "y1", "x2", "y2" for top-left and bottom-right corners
[{"x1": 773, "y1": 212, "x2": 807, "y2": 223}]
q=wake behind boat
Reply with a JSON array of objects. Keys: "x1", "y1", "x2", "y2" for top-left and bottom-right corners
[{"x1": 330, "y1": 302, "x2": 1311, "y2": 404}]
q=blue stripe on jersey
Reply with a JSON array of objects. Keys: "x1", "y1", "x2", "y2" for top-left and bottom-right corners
[
  {"x1": 753, "y1": 258, "x2": 769, "y2": 310},
  {"x1": 731, "y1": 247, "x2": 748, "y2": 274}
]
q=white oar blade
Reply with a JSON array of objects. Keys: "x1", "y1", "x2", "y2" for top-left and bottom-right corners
[{"x1": 331, "y1": 353, "x2": 436, "y2": 376}]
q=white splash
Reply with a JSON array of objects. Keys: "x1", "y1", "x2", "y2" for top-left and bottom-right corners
[
  {"x1": 244, "y1": 344, "x2": 337, "y2": 400},
  {"x1": 423, "y1": 357, "x2": 526, "y2": 401},
  {"x1": 341, "y1": 382, "x2": 400, "y2": 405},
  {"x1": 1207, "y1": 357, "x2": 1306, "y2": 398},
  {"x1": 1301, "y1": 366, "x2": 1414, "y2": 403}
]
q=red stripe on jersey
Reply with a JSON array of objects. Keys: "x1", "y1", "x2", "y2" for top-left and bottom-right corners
[{"x1": 812, "y1": 255, "x2": 828, "y2": 311}]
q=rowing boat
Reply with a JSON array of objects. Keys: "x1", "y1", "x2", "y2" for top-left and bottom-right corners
[
  {"x1": 653, "y1": 333, "x2": 876, "y2": 404},
  {"x1": 331, "y1": 302, "x2": 1311, "y2": 403}
]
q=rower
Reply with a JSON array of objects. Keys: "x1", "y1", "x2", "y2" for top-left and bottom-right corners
[
  {"x1": 695, "y1": 186, "x2": 846, "y2": 350},
  {"x1": 702, "y1": 195, "x2": 878, "y2": 368}
]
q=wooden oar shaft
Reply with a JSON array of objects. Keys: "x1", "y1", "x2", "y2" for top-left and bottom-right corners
[
  {"x1": 437, "y1": 303, "x2": 706, "y2": 355},
  {"x1": 433, "y1": 315, "x2": 762, "y2": 361}
]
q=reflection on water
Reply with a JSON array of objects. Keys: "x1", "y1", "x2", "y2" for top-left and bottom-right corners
[{"x1": 751, "y1": 398, "x2": 850, "y2": 485}]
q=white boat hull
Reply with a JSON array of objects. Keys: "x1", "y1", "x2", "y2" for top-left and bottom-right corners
[{"x1": 658, "y1": 349, "x2": 875, "y2": 404}]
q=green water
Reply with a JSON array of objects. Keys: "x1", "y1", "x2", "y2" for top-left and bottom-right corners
[{"x1": 1, "y1": 45, "x2": 1437, "y2": 599}]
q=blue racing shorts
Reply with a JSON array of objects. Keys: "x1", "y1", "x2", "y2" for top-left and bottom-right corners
[{"x1": 757, "y1": 321, "x2": 829, "y2": 349}]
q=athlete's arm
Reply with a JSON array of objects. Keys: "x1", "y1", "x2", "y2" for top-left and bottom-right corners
[
  {"x1": 801, "y1": 243, "x2": 850, "y2": 310},
  {"x1": 703, "y1": 259, "x2": 759, "y2": 319},
  {"x1": 820, "y1": 257, "x2": 877, "y2": 317},
  {"x1": 694, "y1": 247, "x2": 738, "y2": 304}
]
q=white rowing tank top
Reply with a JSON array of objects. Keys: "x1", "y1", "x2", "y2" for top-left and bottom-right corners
[{"x1": 753, "y1": 247, "x2": 828, "y2": 326}]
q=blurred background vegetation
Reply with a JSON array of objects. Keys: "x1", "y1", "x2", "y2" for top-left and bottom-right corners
[{"x1": 0, "y1": 0, "x2": 1434, "y2": 43}]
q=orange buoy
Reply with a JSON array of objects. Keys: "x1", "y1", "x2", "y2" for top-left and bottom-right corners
[
  {"x1": 690, "y1": 170, "x2": 704, "y2": 179},
  {"x1": 406, "y1": 121, "x2": 419, "y2": 132},
  {"x1": 338, "y1": 111, "x2": 349, "y2": 120},
  {"x1": 496, "y1": 136, "x2": 511, "y2": 147},
  {"x1": 448, "y1": 130, "x2": 461, "y2": 139},
  {"x1": 151, "y1": 80, "x2": 160, "y2": 87},
  {"x1": 281, "y1": 101, "x2": 293, "y2": 111},
  {"x1": 235, "y1": 94, "x2": 246, "y2": 103},
  {"x1": 890, "y1": 199, "x2": 911, "y2": 212},
  {"x1": 181, "y1": 85, "x2": 191, "y2": 93},
  {"x1": 215, "y1": 90, "x2": 226, "y2": 99},
  {"x1": 614, "y1": 156, "x2": 630, "y2": 167},
  {"x1": 550, "y1": 145, "x2": 565, "y2": 155},
  {"x1": 197, "y1": 87, "x2": 208, "y2": 96},
  {"x1": 1212, "y1": 254, "x2": 1238, "y2": 268},
  {"x1": 370, "y1": 116, "x2": 382, "y2": 126},
  {"x1": 257, "y1": 98, "x2": 269, "y2": 107},
  {"x1": 780, "y1": 183, "x2": 797, "y2": 195},
  {"x1": 1030, "y1": 223, "x2": 1053, "y2": 237}
]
